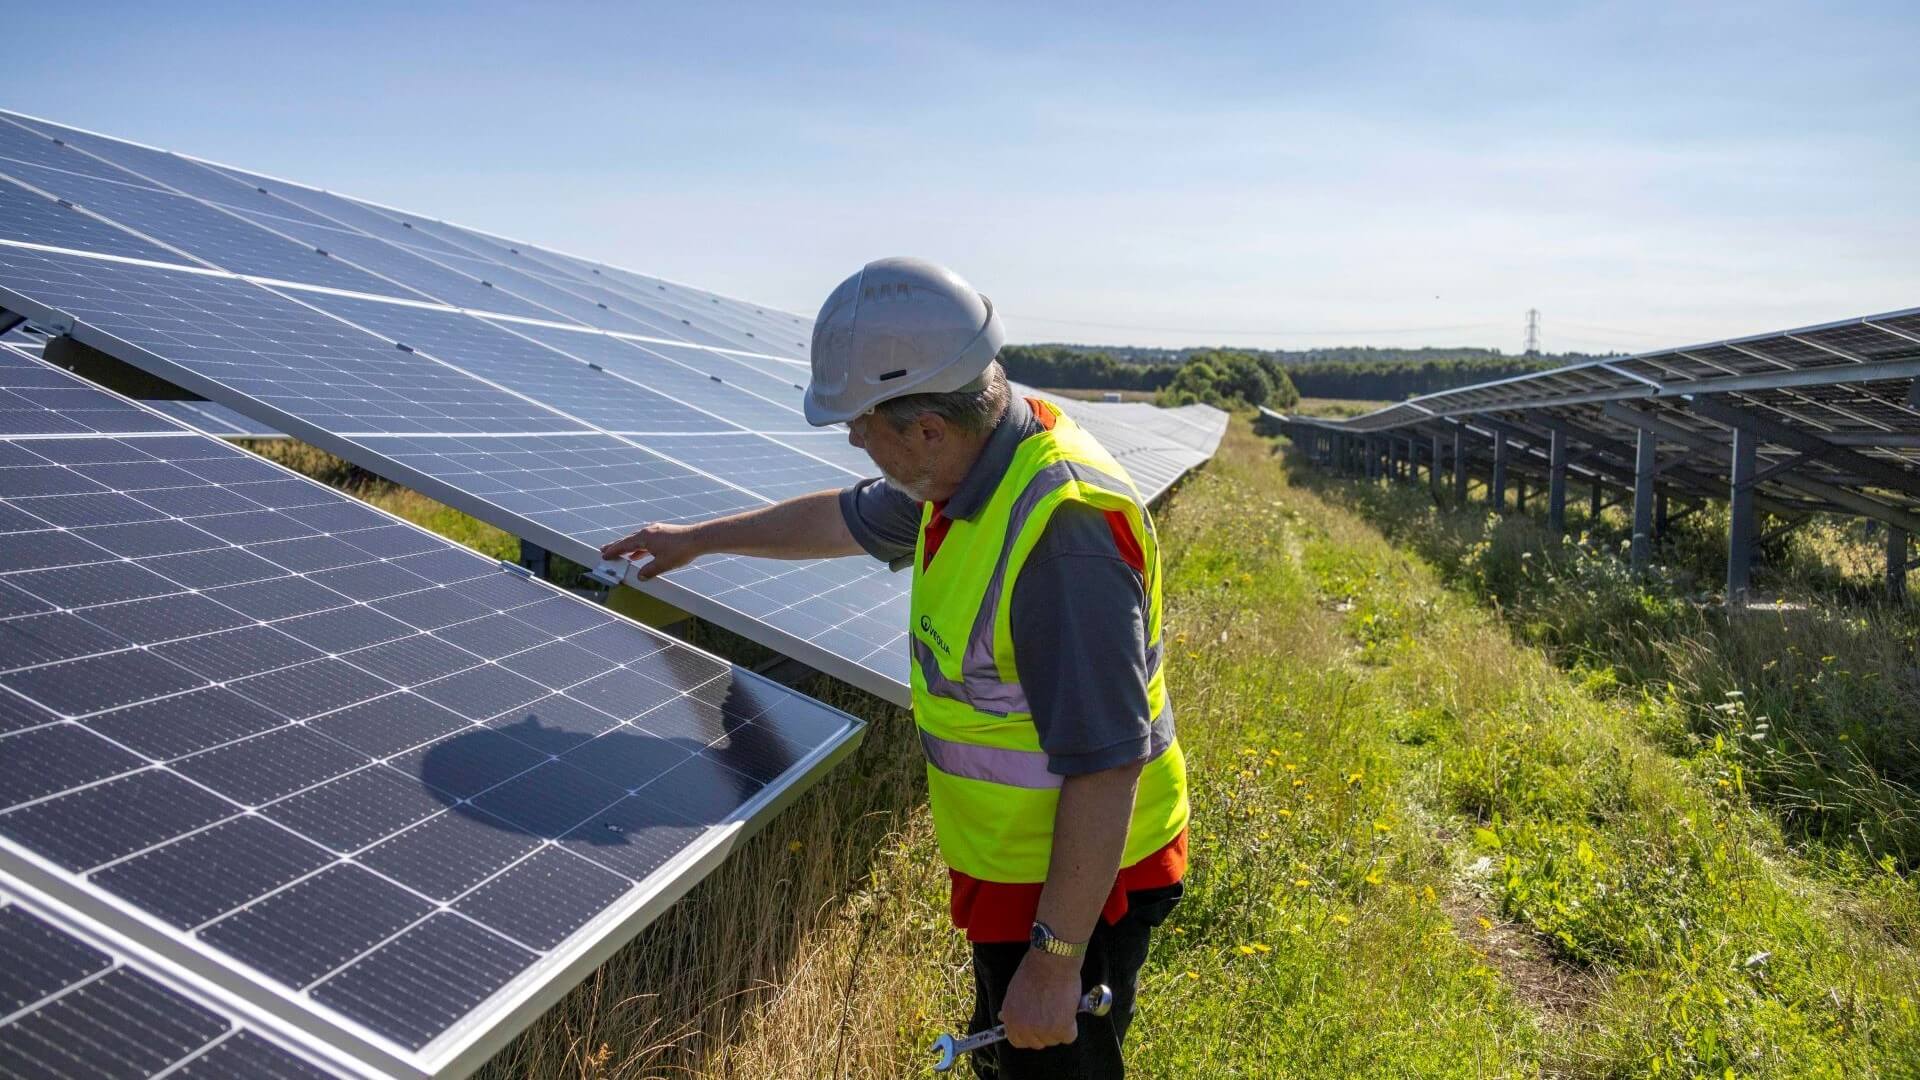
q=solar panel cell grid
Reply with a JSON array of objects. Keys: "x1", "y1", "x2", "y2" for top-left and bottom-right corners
[
  {"x1": 303, "y1": 293, "x2": 721, "y2": 433},
  {"x1": 0, "y1": 176, "x2": 186, "y2": 263},
  {"x1": 0, "y1": 885, "x2": 343, "y2": 1079},
  {"x1": 1, "y1": 160, "x2": 406, "y2": 295},
  {"x1": 506, "y1": 324, "x2": 811, "y2": 433},
  {"x1": 0, "y1": 348, "x2": 861, "y2": 1072},
  {"x1": 225, "y1": 211, "x2": 568, "y2": 322}
]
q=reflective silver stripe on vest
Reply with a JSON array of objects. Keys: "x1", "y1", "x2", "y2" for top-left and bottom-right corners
[
  {"x1": 919, "y1": 703, "x2": 1177, "y2": 790},
  {"x1": 919, "y1": 457, "x2": 1153, "y2": 717}
]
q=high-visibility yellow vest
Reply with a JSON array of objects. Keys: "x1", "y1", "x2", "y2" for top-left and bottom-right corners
[{"x1": 910, "y1": 398, "x2": 1189, "y2": 883}]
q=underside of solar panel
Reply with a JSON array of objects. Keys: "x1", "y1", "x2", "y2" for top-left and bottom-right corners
[{"x1": 0, "y1": 342, "x2": 863, "y2": 1077}]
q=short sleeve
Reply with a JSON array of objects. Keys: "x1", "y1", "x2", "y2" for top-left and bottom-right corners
[
  {"x1": 1009, "y1": 502, "x2": 1154, "y2": 775},
  {"x1": 839, "y1": 477, "x2": 922, "y2": 565}
]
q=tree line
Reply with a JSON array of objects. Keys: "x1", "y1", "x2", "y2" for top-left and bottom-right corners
[{"x1": 1000, "y1": 343, "x2": 1574, "y2": 411}]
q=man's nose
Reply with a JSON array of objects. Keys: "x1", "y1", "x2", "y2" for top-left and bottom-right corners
[{"x1": 847, "y1": 423, "x2": 865, "y2": 450}]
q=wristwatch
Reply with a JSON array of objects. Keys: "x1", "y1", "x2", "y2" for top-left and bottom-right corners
[{"x1": 1029, "y1": 920, "x2": 1088, "y2": 958}]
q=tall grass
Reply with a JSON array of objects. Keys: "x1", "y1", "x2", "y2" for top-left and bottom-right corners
[
  {"x1": 1281, "y1": 453, "x2": 1920, "y2": 871},
  {"x1": 253, "y1": 427, "x2": 1920, "y2": 1077}
]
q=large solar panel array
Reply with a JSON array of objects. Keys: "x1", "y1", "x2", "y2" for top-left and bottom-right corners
[
  {"x1": 0, "y1": 344, "x2": 862, "y2": 1078},
  {"x1": 0, "y1": 108, "x2": 1226, "y2": 705},
  {"x1": 1271, "y1": 307, "x2": 1920, "y2": 589}
]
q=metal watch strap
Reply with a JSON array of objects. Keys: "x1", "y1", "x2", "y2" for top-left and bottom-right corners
[{"x1": 1030, "y1": 920, "x2": 1087, "y2": 958}]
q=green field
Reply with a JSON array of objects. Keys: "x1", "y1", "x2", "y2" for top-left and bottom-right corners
[{"x1": 257, "y1": 421, "x2": 1920, "y2": 1078}]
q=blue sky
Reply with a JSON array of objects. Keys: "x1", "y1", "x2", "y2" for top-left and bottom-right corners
[{"x1": 7, "y1": 2, "x2": 1917, "y2": 353}]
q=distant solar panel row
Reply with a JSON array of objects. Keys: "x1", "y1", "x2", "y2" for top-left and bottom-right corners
[
  {"x1": 0, "y1": 108, "x2": 1225, "y2": 705},
  {"x1": 0, "y1": 344, "x2": 862, "y2": 1078},
  {"x1": 1275, "y1": 306, "x2": 1920, "y2": 541}
]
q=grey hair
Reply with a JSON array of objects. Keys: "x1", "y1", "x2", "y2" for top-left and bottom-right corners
[{"x1": 871, "y1": 359, "x2": 1011, "y2": 437}]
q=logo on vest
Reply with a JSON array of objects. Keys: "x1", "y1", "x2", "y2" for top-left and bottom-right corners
[{"x1": 919, "y1": 614, "x2": 952, "y2": 655}]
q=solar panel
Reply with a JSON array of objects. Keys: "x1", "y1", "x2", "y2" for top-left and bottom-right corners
[
  {"x1": 0, "y1": 346, "x2": 864, "y2": 1077},
  {"x1": 0, "y1": 109, "x2": 1227, "y2": 705},
  {"x1": 0, "y1": 875, "x2": 346, "y2": 1079}
]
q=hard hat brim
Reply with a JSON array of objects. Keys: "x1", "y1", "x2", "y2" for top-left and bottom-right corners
[{"x1": 803, "y1": 386, "x2": 858, "y2": 427}]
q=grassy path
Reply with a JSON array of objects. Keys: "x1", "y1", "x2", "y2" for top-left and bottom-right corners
[{"x1": 255, "y1": 425, "x2": 1920, "y2": 1076}]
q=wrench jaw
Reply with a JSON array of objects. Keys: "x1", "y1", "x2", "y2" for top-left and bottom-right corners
[{"x1": 931, "y1": 1033, "x2": 960, "y2": 1073}]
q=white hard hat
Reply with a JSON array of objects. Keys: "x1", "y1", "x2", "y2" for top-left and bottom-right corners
[{"x1": 803, "y1": 257, "x2": 1006, "y2": 426}]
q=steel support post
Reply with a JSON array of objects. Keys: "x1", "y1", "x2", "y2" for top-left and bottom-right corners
[
  {"x1": 1366, "y1": 436, "x2": 1380, "y2": 480},
  {"x1": 1590, "y1": 480, "x2": 1602, "y2": 521},
  {"x1": 1655, "y1": 490, "x2": 1669, "y2": 539},
  {"x1": 1631, "y1": 428, "x2": 1658, "y2": 572},
  {"x1": 1547, "y1": 429, "x2": 1568, "y2": 533},
  {"x1": 1727, "y1": 427, "x2": 1757, "y2": 607},
  {"x1": 1890, "y1": 527, "x2": 1909, "y2": 603},
  {"x1": 1452, "y1": 428, "x2": 1467, "y2": 503},
  {"x1": 1430, "y1": 434, "x2": 1444, "y2": 494},
  {"x1": 519, "y1": 538, "x2": 550, "y2": 579},
  {"x1": 1490, "y1": 436, "x2": 1508, "y2": 512}
]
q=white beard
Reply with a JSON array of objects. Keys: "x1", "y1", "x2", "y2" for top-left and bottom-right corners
[{"x1": 881, "y1": 462, "x2": 937, "y2": 502}]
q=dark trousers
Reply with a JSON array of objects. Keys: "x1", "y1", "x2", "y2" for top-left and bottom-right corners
[{"x1": 967, "y1": 884, "x2": 1182, "y2": 1079}]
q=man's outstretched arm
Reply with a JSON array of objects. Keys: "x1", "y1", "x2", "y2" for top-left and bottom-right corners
[{"x1": 599, "y1": 489, "x2": 866, "y2": 579}]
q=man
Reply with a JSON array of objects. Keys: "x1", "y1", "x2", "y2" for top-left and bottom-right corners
[{"x1": 601, "y1": 257, "x2": 1189, "y2": 1078}]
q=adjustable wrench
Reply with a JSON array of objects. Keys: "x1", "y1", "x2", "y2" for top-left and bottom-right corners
[{"x1": 930, "y1": 984, "x2": 1113, "y2": 1072}]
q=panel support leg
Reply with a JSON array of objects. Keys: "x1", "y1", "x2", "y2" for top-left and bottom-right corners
[
  {"x1": 1631, "y1": 428, "x2": 1658, "y2": 572},
  {"x1": 519, "y1": 539, "x2": 550, "y2": 580},
  {"x1": 1727, "y1": 427, "x2": 1757, "y2": 607},
  {"x1": 1589, "y1": 480, "x2": 1602, "y2": 523},
  {"x1": 1452, "y1": 428, "x2": 1467, "y2": 504},
  {"x1": 1547, "y1": 429, "x2": 1568, "y2": 534},
  {"x1": 1890, "y1": 526, "x2": 1909, "y2": 603},
  {"x1": 1490, "y1": 437, "x2": 1508, "y2": 512}
]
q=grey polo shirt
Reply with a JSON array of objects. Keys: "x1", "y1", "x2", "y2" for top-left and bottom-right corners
[{"x1": 839, "y1": 397, "x2": 1162, "y2": 776}]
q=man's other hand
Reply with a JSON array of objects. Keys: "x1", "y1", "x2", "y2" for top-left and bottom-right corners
[
  {"x1": 599, "y1": 523, "x2": 701, "y2": 579},
  {"x1": 999, "y1": 950, "x2": 1082, "y2": 1050}
]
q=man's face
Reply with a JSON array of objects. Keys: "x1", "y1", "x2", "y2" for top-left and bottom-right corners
[{"x1": 849, "y1": 412, "x2": 941, "y2": 501}]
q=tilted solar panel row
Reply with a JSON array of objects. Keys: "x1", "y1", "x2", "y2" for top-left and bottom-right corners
[
  {"x1": 0, "y1": 343, "x2": 862, "y2": 1078},
  {"x1": 0, "y1": 108, "x2": 911, "y2": 699},
  {"x1": 0, "y1": 107, "x2": 1227, "y2": 705}
]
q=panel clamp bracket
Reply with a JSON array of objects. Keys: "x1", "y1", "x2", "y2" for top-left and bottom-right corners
[{"x1": 589, "y1": 553, "x2": 655, "y2": 589}]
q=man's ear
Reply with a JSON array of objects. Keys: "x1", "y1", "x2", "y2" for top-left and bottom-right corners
[{"x1": 915, "y1": 413, "x2": 948, "y2": 448}]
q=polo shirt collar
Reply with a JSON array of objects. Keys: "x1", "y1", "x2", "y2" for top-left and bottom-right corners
[{"x1": 939, "y1": 395, "x2": 1035, "y2": 522}]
